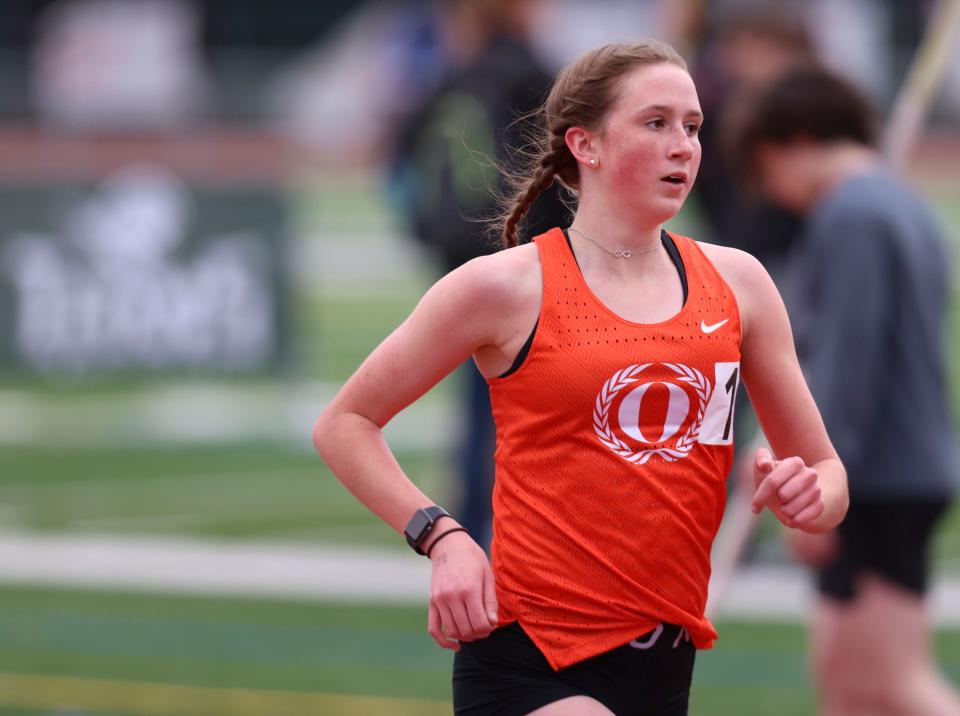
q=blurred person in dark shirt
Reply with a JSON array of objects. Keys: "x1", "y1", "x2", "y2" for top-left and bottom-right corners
[
  {"x1": 691, "y1": 2, "x2": 815, "y2": 283},
  {"x1": 388, "y1": 0, "x2": 568, "y2": 549},
  {"x1": 736, "y1": 65, "x2": 960, "y2": 716}
]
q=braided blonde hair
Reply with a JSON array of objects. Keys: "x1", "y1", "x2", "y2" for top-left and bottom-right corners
[{"x1": 497, "y1": 40, "x2": 688, "y2": 248}]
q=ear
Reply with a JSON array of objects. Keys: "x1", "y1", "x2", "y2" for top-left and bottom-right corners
[{"x1": 565, "y1": 126, "x2": 598, "y2": 167}]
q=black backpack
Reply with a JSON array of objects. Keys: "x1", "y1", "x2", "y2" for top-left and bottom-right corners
[{"x1": 393, "y1": 38, "x2": 568, "y2": 270}]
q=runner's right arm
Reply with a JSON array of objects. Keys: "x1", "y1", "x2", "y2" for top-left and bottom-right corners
[{"x1": 312, "y1": 249, "x2": 535, "y2": 648}]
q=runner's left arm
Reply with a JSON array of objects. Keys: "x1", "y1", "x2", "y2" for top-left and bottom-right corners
[{"x1": 730, "y1": 250, "x2": 849, "y2": 533}]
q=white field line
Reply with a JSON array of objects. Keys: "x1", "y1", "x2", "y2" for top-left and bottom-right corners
[
  {"x1": 0, "y1": 531, "x2": 431, "y2": 604},
  {"x1": 0, "y1": 531, "x2": 958, "y2": 626},
  {"x1": 0, "y1": 382, "x2": 455, "y2": 450}
]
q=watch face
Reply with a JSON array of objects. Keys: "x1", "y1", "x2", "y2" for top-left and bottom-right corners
[{"x1": 405, "y1": 509, "x2": 431, "y2": 543}]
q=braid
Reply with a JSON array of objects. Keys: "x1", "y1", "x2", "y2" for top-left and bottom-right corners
[
  {"x1": 500, "y1": 136, "x2": 566, "y2": 249},
  {"x1": 547, "y1": 131, "x2": 567, "y2": 156}
]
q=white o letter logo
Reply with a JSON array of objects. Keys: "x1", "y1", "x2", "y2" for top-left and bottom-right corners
[{"x1": 617, "y1": 382, "x2": 690, "y2": 443}]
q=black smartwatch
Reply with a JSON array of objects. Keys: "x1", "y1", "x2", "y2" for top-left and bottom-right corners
[{"x1": 404, "y1": 506, "x2": 451, "y2": 555}]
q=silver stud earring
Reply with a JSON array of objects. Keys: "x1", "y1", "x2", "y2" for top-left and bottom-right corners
[{"x1": 589, "y1": 158, "x2": 597, "y2": 166}]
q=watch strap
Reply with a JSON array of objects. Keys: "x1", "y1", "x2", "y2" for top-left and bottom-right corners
[{"x1": 425, "y1": 527, "x2": 469, "y2": 558}]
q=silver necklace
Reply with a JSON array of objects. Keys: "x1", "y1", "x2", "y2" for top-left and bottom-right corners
[{"x1": 568, "y1": 227, "x2": 660, "y2": 259}]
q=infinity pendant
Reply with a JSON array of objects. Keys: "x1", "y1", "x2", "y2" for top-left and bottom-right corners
[{"x1": 614, "y1": 250, "x2": 631, "y2": 258}]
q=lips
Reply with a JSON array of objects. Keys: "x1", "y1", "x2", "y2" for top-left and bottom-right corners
[{"x1": 661, "y1": 172, "x2": 688, "y2": 184}]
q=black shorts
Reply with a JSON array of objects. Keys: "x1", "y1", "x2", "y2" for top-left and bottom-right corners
[
  {"x1": 817, "y1": 497, "x2": 952, "y2": 601},
  {"x1": 453, "y1": 621, "x2": 696, "y2": 716}
]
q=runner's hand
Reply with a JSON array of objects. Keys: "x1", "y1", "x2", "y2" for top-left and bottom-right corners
[
  {"x1": 751, "y1": 447, "x2": 825, "y2": 530},
  {"x1": 427, "y1": 532, "x2": 498, "y2": 651}
]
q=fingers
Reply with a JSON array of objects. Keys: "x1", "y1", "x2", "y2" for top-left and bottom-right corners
[
  {"x1": 482, "y1": 565, "x2": 499, "y2": 627},
  {"x1": 754, "y1": 446, "x2": 775, "y2": 474},
  {"x1": 428, "y1": 546, "x2": 498, "y2": 649},
  {"x1": 427, "y1": 603, "x2": 460, "y2": 651},
  {"x1": 751, "y1": 456, "x2": 824, "y2": 526},
  {"x1": 751, "y1": 455, "x2": 791, "y2": 513},
  {"x1": 447, "y1": 585, "x2": 490, "y2": 641},
  {"x1": 774, "y1": 464, "x2": 817, "y2": 504},
  {"x1": 774, "y1": 461, "x2": 822, "y2": 527},
  {"x1": 750, "y1": 448, "x2": 778, "y2": 513},
  {"x1": 775, "y1": 468, "x2": 821, "y2": 527},
  {"x1": 790, "y1": 498, "x2": 826, "y2": 526},
  {"x1": 442, "y1": 600, "x2": 476, "y2": 641},
  {"x1": 428, "y1": 596, "x2": 495, "y2": 651}
]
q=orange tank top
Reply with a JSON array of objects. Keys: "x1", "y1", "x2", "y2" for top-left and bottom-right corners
[{"x1": 487, "y1": 227, "x2": 742, "y2": 670}]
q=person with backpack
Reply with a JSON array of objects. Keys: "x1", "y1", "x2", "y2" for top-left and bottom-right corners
[{"x1": 388, "y1": 0, "x2": 568, "y2": 548}]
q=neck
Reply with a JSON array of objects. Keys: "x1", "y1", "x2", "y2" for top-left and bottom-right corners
[
  {"x1": 805, "y1": 143, "x2": 880, "y2": 208},
  {"x1": 566, "y1": 219, "x2": 665, "y2": 275},
  {"x1": 568, "y1": 205, "x2": 663, "y2": 256},
  {"x1": 569, "y1": 220, "x2": 661, "y2": 258}
]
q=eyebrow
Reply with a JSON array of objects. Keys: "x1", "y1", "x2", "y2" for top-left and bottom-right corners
[{"x1": 638, "y1": 104, "x2": 704, "y2": 120}]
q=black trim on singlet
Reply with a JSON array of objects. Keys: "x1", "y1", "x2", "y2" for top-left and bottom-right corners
[
  {"x1": 496, "y1": 229, "x2": 689, "y2": 379},
  {"x1": 660, "y1": 230, "x2": 689, "y2": 303},
  {"x1": 497, "y1": 318, "x2": 539, "y2": 378}
]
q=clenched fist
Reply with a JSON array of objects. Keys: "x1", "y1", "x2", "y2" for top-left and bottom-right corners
[{"x1": 751, "y1": 446, "x2": 825, "y2": 530}]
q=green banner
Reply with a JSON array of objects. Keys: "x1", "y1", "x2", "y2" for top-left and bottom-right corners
[{"x1": 0, "y1": 166, "x2": 290, "y2": 377}]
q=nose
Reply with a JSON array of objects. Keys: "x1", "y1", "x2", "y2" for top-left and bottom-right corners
[{"x1": 668, "y1": 126, "x2": 694, "y2": 161}]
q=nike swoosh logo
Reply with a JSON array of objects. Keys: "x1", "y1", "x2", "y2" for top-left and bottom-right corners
[{"x1": 700, "y1": 318, "x2": 729, "y2": 334}]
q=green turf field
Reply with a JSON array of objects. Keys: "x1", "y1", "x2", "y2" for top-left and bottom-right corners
[
  {"x1": 0, "y1": 585, "x2": 956, "y2": 716},
  {"x1": 0, "y1": 443, "x2": 448, "y2": 545}
]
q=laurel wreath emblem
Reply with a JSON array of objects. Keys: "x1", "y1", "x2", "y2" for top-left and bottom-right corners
[{"x1": 593, "y1": 362, "x2": 712, "y2": 464}]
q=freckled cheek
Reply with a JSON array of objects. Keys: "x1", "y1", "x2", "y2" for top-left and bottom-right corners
[{"x1": 607, "y1": 142, "x2": 663, "y2": 193}]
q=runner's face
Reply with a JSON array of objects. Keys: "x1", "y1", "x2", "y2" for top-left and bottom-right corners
[{"x1": 594, "y1": 63, "x2": 702, "y2": 224}]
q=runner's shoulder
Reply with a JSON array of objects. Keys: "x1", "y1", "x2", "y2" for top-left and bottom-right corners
[
  {"x1": 696, "y1": 241, "x2": 773, "y2": 296},
  {"x1": 448, "y1": 242, "x2": 542, "y2": 314}
]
